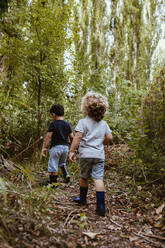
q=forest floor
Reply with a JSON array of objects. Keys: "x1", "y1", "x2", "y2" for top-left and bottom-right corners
[{"x1": 0, "y1": 145, "x2": 164, "y2": 248}]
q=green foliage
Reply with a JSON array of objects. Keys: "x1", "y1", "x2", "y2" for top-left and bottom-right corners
[
  {"x1": 0, "y1": 0, "x2": 73, "y2": 156},
  {"x1": 128, "y1": 67, "x2": 165, "y2": 180},
  {"x1": 0, "y1": 0, "x2": 10, "y2": 18},
  {"x1": 0, "y1": 0, "x2": 164, "y2": 163},
  {"x1": 105, "y1": 82, "x2": 144, "y2": 143}
]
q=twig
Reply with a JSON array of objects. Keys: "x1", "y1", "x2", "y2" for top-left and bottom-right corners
[
  {"x1": 112, "y1": 192, "x2": 128, "y2": 198},
  {"x1": 11, "y1": 136, "x2": 43, "y2": 160},
  {"x1": 57, "y1": 205, "x2": 78, "y2": 210},
  {"x1": 132, "y1": 231, "x2": 164, "y2": 248},
  {"x1": 63, "y1": 209, "x2": 78, "y2": 229},
  {"x1": 67, "y1": 214, "x2": 80, "y2": 227},
  {"x1": 146, "y1": 175, "x2": 165, "y2": 185},
  {"x1": 0, "y1": 155, "x2": 20, "y2": 170},
  {"x1": 109, "y1": 218, "x2": 164, "y2": 248},
  {"x1": 110, "y1": 218, "x2": 123, "y2": 228},
  {"x1": 141, "y1": 166, "x2": 147, "y2": 182},
  {"x1": 140, "y1": 233, "x2": 165, "y2": 241}
]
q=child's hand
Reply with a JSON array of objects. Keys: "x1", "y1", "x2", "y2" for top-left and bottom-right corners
[
  {"x1": 41, "y1": 148, "x2": 47, "y2": 157},
  {"x1": 69, "y1": 152, "x2": 75, "y2": 162}
]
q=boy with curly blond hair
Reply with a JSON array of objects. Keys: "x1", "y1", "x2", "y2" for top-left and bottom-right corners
[{"x1": 69, "y1": 92, "x2": 112, "y2": 216}]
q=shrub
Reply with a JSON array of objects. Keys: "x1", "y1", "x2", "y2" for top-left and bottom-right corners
[{"x1": 130, "y1": 67, "x2": 165, "y2": 180}]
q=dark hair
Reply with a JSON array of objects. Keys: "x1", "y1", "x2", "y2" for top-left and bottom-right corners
[{"x1": 50, "y1": 104, "x2": 64, "y2": 116}]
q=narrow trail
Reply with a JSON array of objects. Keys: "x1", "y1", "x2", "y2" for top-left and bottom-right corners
[
  {"x1": 0, "y1": 145, "x2": 164, "y2": 248},
  {"x1": 41, "y1": 170, "x2": 164, "y2": 248}
]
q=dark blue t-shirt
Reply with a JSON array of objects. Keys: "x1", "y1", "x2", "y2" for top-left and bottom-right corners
[{"x1": 48, "y1": 120, "x2": 72, "y2": 147}]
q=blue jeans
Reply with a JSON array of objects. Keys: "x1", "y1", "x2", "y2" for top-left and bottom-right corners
[{"x1": 48, "y1": 145, "x2": 69, "y2": 175}]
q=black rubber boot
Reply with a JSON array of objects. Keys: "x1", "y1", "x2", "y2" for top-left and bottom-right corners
[
  {"x1": 96, "y1": 191, "x2": 105, "y2": 217},
  {"x1": 73, "y1": 187, "x2": 88, "y2": 205},
  {"x1": 49, "y1": 175, "x2": 58, "y2": 188}
]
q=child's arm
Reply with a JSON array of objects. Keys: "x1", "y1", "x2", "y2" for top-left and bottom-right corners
[
  {"x1": 69, "y1": 131, "x2": 83, "y2": 162},
  {"x1": 103, "y1": 133, "x2": 113, "y2": 145},
  {"x1": 41, "y1": 132, "x2": 53, "y2": 156},
  {"x1": 69, "y1": 132, "x2": 74, "y2": 145}
]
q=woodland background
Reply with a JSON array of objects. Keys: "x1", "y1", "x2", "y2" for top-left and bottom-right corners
[{"x1": 0, "y1": 0, "x2": 165, "y2": 247}]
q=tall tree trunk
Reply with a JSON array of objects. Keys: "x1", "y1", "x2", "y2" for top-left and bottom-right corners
[
  {"x1": 111, "y1": 0, "x2": 119, "y2": 88},
  {"x1": 37, "y1": 75, "x2": 41, "y2": 140},
  {"x1": 132, "y1": 14, "x2": 138, "y2": 89},
  {"x1": 132, "y1": 0, "x2": 142, "y2": 89}
]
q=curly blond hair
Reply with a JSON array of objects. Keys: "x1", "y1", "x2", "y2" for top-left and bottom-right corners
[{"x1": 81, "y1": 92, "x2": 108, "y2": 122}]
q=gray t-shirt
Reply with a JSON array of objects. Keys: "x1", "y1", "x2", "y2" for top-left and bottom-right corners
[{"x1": 75, "y1": 116, "x2": 112, "y2": 159}]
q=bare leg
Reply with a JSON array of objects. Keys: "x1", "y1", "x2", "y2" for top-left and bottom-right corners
[
  {"x1": 80, "y1": 177, "x2": 88, "y2": 187},
  {"x1": 93, "y1": 179, "x2": 104, "y2": 191},
  {"x1": 50, "y1": 172, "x2": 58, "y2": 176}
]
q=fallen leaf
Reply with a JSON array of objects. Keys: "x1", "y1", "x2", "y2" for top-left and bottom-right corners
[
  {"x1": 18, "y1": 225, "x2": 24, "y2": 231},
  {"x1": 148, "y1": 192, "x2": 152, "y2": 197},
  {"x1": 156, "y1": 204, "x2": 165, "y2": 215},
  {"x1": 144, "y1": 228, "x2": 153, "y2": 234},
  {"x1": 129, "y1": 236, "x2": 139, "y2": 242},
  {"x1": 145, "y1": 216, "x2": 154, "y2": 224},
  {"x1": 83, "y1": 231, "x2": 99, "y2": 239},
  {"x1": 154, "y1": 214, "x2": 163, "y2": 221},
  {"x1": 137, "y1": 186, "x2": 142, "y2": 191},
  {"x1": 107, "y1": 224, "x2": 121, "y2": 231},
  {"x1": 154, "y1": 222, "x2": 164, "y2": 229}
]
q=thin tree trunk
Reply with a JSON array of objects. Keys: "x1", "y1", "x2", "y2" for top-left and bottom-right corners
[
  {"x1": 37, "y1": 75, "x2": 41, "y2": 140},
  {"x1": 133, "y1": 18, "x2": 138, "y2": 89},
  {"x1": 112, "y1": 0, "x2": 118, "y2": 88}
]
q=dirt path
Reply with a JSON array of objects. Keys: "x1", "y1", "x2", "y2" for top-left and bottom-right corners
[
  {"x1": 0, "y1": 145, "x2": 164, "y2": 248},
  {"x1": 39, "y1": 171, "x2": 164, "y2": 248}
]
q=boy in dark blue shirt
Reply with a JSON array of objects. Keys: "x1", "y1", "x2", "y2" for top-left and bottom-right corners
[{"x1": 41, "y1": 104, "x2": 73, "y2": 186}]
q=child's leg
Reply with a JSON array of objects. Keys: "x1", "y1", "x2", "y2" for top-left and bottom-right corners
[
  {"x1": 60, "y1": 163, "x2": 70, "y2": 183},
  {"x1": 80, "y1": 177, "x2": 88, "y2": 203},
  {"x1": 60, "y1": 164, "x2": 69, "y2": 177},
  {"x1": 73, "y1": 177, "x2": 88, "y2": 205},
  {"x1": 93, "y1": 179, "x2": 105, "y2": 216},
  {"x1": 80, "y1": 177, "x2": 88, "y2": 187},
  {"x1": 48, "y1": 147, "x2": 60, "y2": 185},
  {"x1": 59, "y1": 146, "x2": 70, "y2": 182},
  {"x1": 73, "y1": 158, "x2": 91, "y2": 205},
  {"x1": 49, "y1": 172, "x2": 58, "y2": 184},
  {"x1": 94, "y1": 179, "x2": 104, "y2": 191},
  {"x1": 92, "y1": 159, "x2": 105, "y2": 216}
]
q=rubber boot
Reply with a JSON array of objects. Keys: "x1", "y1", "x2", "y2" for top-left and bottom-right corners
[
  {"x1": 49, "y1": 175, "x2": 58, "y2": 188},
  {"x1": 73, "y1": 187, "x2": 88, "y2": 205},
  {"x1": 61, "y1": 165, "x2": 70, "y2": 183},
  {"x1": 96, "y1": 191, "x2": 105, "y2": 216}
]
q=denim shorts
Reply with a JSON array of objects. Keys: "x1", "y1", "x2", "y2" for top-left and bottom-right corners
[
  {"x1": 79, "y1": 158, "x2": 104, "y2": 179},
  {"x1": 48, "y1": 145, "x2": 69, "y2": 173}
]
